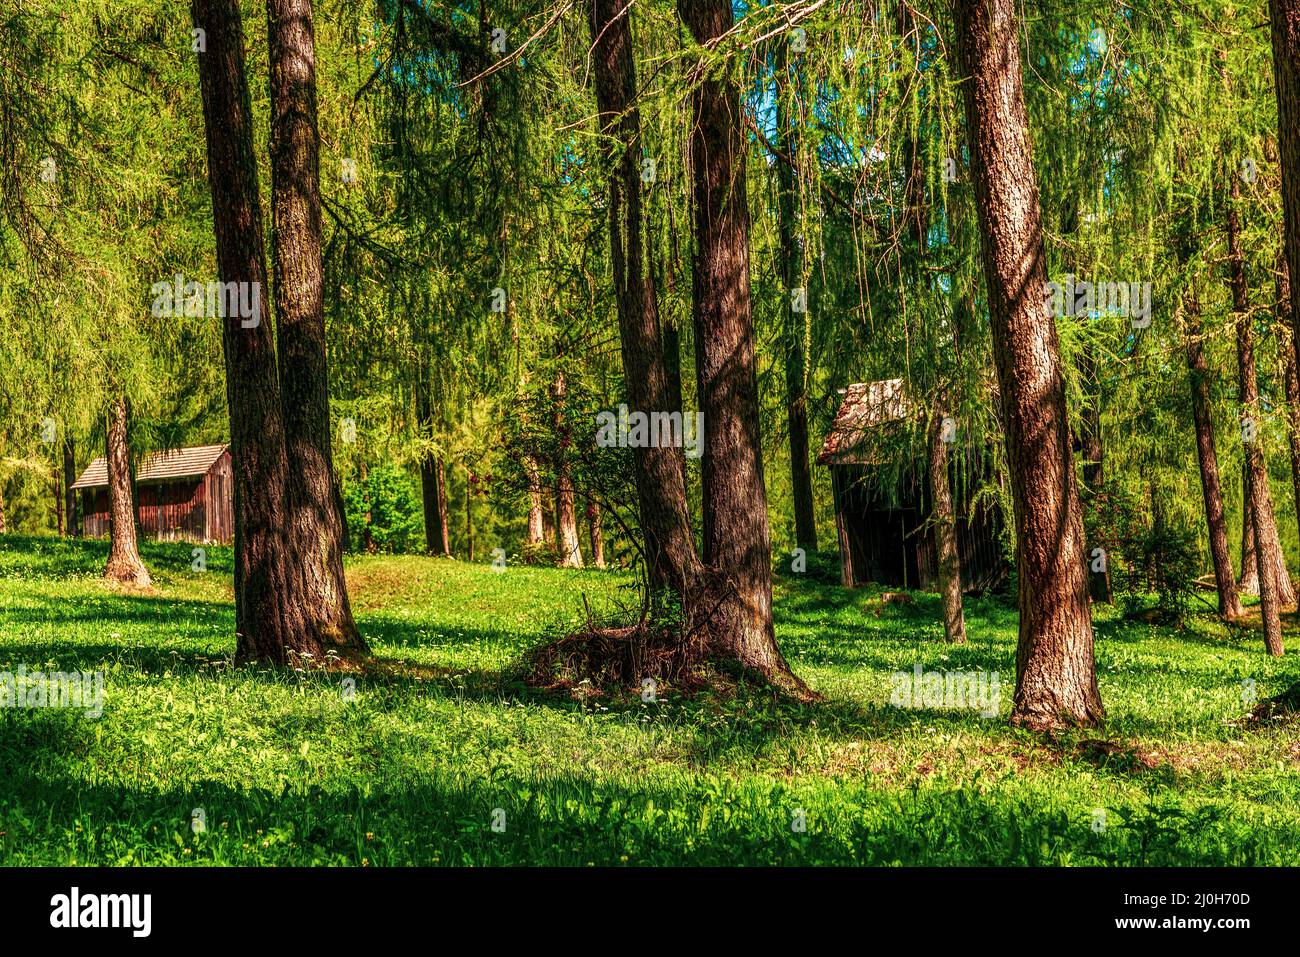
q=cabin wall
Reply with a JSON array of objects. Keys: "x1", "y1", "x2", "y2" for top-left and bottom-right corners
[
  {"x1": 81, "y1": 489, "x2": 110, "y2": 538},
  {"x1": 136, "y1": 480, "x2": 205, "y2": 541},
  {"x1": 832, "y1": 463, "x2": 1009, "y2": 593},
  {"x1": 202, "y1": 450, "x2": 233, "y2": 544},
  {"x1": 75, "y1": 449, "x2": 234, "y2": 545}
]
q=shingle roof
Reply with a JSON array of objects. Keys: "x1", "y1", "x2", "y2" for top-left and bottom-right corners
[
  {"x1": 817, "y1": 379, "x2": 912, "y2": 466},
  {"x1": 71, "y1": 444, "x2": 228, "y2": 490}
]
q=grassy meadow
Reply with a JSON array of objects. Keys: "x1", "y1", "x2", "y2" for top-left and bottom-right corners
[{"x1": 0, "y1": 534, "x2": 1297, "y2": 866}]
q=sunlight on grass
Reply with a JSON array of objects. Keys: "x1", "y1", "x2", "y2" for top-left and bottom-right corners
[{"x1": 1, "y1": 535, "x2": 1297, "y2": 865}]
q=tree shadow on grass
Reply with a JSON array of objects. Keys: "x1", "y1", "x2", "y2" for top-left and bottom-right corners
[{"x1": 1, "y1": 731, "x2": 1287, "y2": 866}]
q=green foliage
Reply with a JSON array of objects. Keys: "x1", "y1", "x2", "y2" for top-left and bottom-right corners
[{"x1": 341, "y1": 464, "x2": 424, "y2": 554}]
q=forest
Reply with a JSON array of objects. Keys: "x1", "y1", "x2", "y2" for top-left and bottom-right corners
[{"x1": 0, "y1": 0, "x2": 1299, "y2": 872}]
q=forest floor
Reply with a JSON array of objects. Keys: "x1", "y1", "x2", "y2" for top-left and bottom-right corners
[{"x1": 1, "y1": 534, "x2": 1297, "y2": 865}]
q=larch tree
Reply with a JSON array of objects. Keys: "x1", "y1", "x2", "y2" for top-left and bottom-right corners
[
  {"x1": 265, "y1": 0, "x2": 366, "y2": 658},
  {"x1": 953, "y1": 0, "x2": 1103, "y2": 727},
  {"x1": 103, "y1": 395, "x2": 150, "y2": 587},
  {"x1": 191, "y1": 0, "x2": 323, "y2": 666},
  {"x1": 678, "y1": 0, "x2": 804, "y2": 690}
]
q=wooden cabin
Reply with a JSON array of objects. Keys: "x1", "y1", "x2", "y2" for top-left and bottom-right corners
[
  {"x1": 818, "y1": 379, "x2": 1009, "y2": 592},
  {"x1": 71, "y1": 444, "x2": 233, "y2": 544}
]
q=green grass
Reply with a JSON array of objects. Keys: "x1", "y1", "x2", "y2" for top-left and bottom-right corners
[{"x1": 0, "y1": 533, "x2": 1297, "y2": 865}]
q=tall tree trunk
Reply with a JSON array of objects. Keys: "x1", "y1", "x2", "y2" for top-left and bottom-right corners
[
  {"x1": 1277, "y1": 256, "x2": 1300, "y2": 564},
  {"x1": 679, "y1": 0, "x2": 801, "y2": 687},
  {"x1": 1077, "y1": 349, "x2": 1113, "y2": 602},
  {"x1": 1184, "y1": 287, "x2": 1245, "y2": 618},
  {"x1": 415, "y1": 370, "x2": 452, "y2": 557},
  {"x1": 897, "y1": 0, "x2": 965, "y2": 630},
  {"x1": 954, "y1": 0, "x2": 1103, "y2": 728},
  {"x1": 587, "y1": 501, "x2": 606, "y2": 568},
  {"x1": 551, "y1": 369, "x2": 584, "y2": 568},
  {"x1": 524, "y1": 455, "x2": 546, "y2": 549},
  {"x1": 266, "y1": 0, "x2": 365, "y2": 658},
  {"x1": 589, "y1": 0, "x2": 700, "y2": 592},
  {"x1": 464, "y1": 470, "x2": 474, "y2": 562},
  {"x1": 62, "y1": 434, "x2": 77, "y2": 536},
  {"x1": 1228, "y1": 173, "x2": 1295, "y2": 623},
  {"x1": 192, "y1": 0, "x2": 320, "y2": 665},
  {"x1": 418, "y1": 452, "x2": 451, "y2": 557},
  {"x1": 53, "y1": 465, "x2": 62, "y2": 536},
  {"x1": 1239, "y1": 464, "x2": 1259, "y2": 593},
  {"x1": 928, "y1": 410, "x2": 966, "y2": 643},
  {"x1": 104, "y1": 396, "x2": 151, "y2": 587},
  {"x1": 1267, "y1": 0, "x2": 1300, "y2": 692},
  {"x1": 774, "y1": 42, "x2": 817, "y2": 553}
]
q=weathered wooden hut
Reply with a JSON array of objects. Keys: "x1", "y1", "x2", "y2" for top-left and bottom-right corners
[
  {"x1": 818, "y1": 380, "x2": 1008, "y2": 592},
  {"x1": 71, "y1": 444, "x2": 233, "y2": 544}
]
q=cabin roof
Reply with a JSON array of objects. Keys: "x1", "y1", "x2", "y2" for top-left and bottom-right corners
[
  {"x1": 71, "y1": 444, "x2": 228, "y2": 490},
  {"x1": 817, "y1": 379, "x2": 912, "y2": 466}
]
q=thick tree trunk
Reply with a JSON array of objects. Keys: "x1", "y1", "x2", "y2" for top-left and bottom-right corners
[
  {"x1": 589, "y1": 0, "x2": 699, "y2": 592},
  {"x1": 104, "y1": 397, "x2": 151, "y2": 587},
  {"x1": 62, "y1": 434, "x2": 77, "y2": 536},
  {"x1": 266, "y1": 0, "x2": 365, "y2": 658},
  {"x1": 419, "y1": 454, "x2": 451, "y2": 557},
  {"x1": 1184, "y1": 288, "x2": 1245, "y2": 618},
  {"x1": 192, "y1": 0, "x2": 321, "y2": 666},
  {"x1": 587, "y1": 501, "x2": 606, "y2": 568},
  {"x1": 928, "y1": 411, "x2": 966, "y2": 643},
  {"x1": 954, "y1": 0, "x2": 1103, "y2": 728},
  {"x1": 679, "y1": 0, "x2": 800, "y2": 686},
  {"x1": 774, "y1": 43, "x2": 817, "y2": 553}
]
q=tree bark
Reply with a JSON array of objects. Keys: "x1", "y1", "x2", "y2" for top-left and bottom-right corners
[
  {"x1": 192, "y1": 0, "x2": 322, "y2": 666},
  {"x1": 679, "y1": 0, "x2": 800, "y2": 685},
  {"x1": 1184, "y1": 287, "x2": 1245, "y2": 618},
  {"x1": 1268, "y1": 0, "x2": 1300, "y2": 689},
  {"x1": 104, "y1": 396, "x2": 151, "y2": 587},
  {"x1": 954, "y1": 0, "x2": 1103, "y2": 728},
  {"x1": 1229, "y1": 199, "x2": 1287, "y2": 653},
  {"x1": 62, "y1": 434, "x2": 77, "y2": 536},
  {"x1": 464, "y1": 469, "x2": 474, "y2": 562},
  {"x1": 587, "y1": 501, "x2": 606, "y2": 568},
  {"x1": 1277, "y1": 255, "x2": 1300, "y2": 568},
  {"x1": 928, "y1": 411, "x2": 966, "y2": 643},
  {"x1": 774, "y1": 41, "x2": 817, "y2": 553},
  {"x1": 589, "y1": 0, "x2": 699, "y2": 592},
  {"x1": 1228, "y1": 172, "x2": 1294, "y2": 628},
  {"x1": 415, "y1": 369, "x2": 452, "y2": 557},
  {"x1": 524, "y1": 455, "x2": 546, "y2": 549},
  {"x1": 1239, "y1": 464, "x2": 1259, "y2": 594},
  {"x1": 266, "y1": 0, "x2": 366, "y2": 658},
  {"x1": 551, "y1": 369, "x2": 584, "y2": 568}
]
